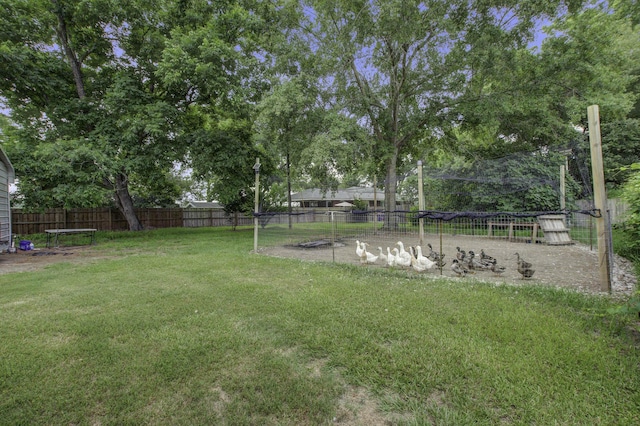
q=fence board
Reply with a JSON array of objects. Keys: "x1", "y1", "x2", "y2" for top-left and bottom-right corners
[
  {"x1": 575, "y1": 198, "x2": 628, "y2": 224},
  {"x1": 11, "y1": 207, "x2": 183, "y2": 234},
  {"x1": 11, "y1": 208, "x2": 254, "y2": 234},
  {"x1": 12, "y1": 208, "x2": 327, "y2": 235}
]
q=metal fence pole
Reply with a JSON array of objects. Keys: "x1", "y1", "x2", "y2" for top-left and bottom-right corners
[{"x1": 253, "y1": 158, "x2": 261, "y2": 254}]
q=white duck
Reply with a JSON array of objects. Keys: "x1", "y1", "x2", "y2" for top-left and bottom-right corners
[
  {"x1": 386, "y1": 247, "x2": 396, "y2": 267},
  {"x1": 410, "y1": 255, "x2": 428, "y2": 273},
  {"x1": 393, "y1": 247, "x2": 412, "y2": 268},
  {"x1": 415, "y1": 246, "x2": 436, "y2": 269},
  {"x1": 377, "y1": 247, "x2": 387, "y2": 264},
  {"x1": 355, "y1": 240, "x2": 364, "y2": 259},
  {"x1": 395, "y1": 241, "x2": 413, "y2": 266},
  {"x1": 360, "y1": 243, "x2": 379, "y2": 264}
]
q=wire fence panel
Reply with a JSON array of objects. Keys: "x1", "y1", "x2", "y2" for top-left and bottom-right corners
[
  {"x1": 255, "y1": 210, "x2": 598, "y2": 250},
  {"x1": 11, "y1": 207, "x2": 600, "y2": 251}
]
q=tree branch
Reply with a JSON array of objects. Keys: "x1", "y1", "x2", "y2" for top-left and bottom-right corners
[{"x1": 51, "y1": 0, "x2": 86, "y2": 99}]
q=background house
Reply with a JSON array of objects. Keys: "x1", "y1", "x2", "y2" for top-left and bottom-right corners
[
  {"x1": 0, "y1": 147, "x2": 15, "y2": 252},
  {"x1": 290, "y1": 187, "x2": 403, "y2": 209},
  {"x1": 185, "y1": 201, "x2": 224, "y2": 209}
]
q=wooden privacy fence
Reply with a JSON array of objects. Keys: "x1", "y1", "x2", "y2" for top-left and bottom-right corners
[
  {"x1": 11, "y1": 203, "x2": 626, "y2": 237},
  {"x1": 575, "y1": 198, "x2": 629, "y2": 224},
  {"x1": 11, "y1": 208, "x2": 253, "y2": 235},
  {"x1": 182, "y1": 208, "x2": 252, "y2": 228}
]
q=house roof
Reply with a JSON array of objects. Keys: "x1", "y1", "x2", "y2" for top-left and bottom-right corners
[
  {"x1": 290, "y1": 186, "x2": 393, "y2": 202},
  {"x1": 0, "y1": 146, "x2": 15, "y2": 183},
  {"x1": 186, "y1": 201, "x2": 223, "y2": 209}
]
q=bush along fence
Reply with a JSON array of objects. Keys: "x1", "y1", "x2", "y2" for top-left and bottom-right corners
[{"x1": 10, "y1": 208, "x2": 254, "y2": 235}]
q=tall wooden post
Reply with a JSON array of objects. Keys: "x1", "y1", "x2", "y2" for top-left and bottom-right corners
[
  {"x1": 330, "y1": 211, "x2": 336, "y2": 263},
  {"x1": 560, "y1": 164, "x2": 566, "y2": 212},
  {"x1": 417, "y1": 160, "x2": 425, "y2": 246},
  {"x1": 373, "y1": 176, "x2": 378, "y2": 211},
  {"x1": 253, "y1": 158, "x2": 261, "y2": 254},
  {"x1": 587, "y1": 105, "x2": 611, "y2": 293}
]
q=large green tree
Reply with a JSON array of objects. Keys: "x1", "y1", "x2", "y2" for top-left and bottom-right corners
[
  {"x1": 0, "y1": 0, "x2": 184, "y2": 229},
  {"x1": 421, "y1": 0, "x2": 640, "y2": 207},
  {"x1": 155, "y1": 0, "x2": 284, "y2": 214},
  {"x1": 255, "y1": 76, "x2": 323, "y2": 224},
  {"x1": 0, "y1": 0, "x2": 278, "y2": 229},
  {"x1": 295, "y1": 0, "x2": 583, "y2": 225},
  {"x1": 536, "y1": 3, "x2": 640, "y2": 193},
  {"x1": 255, "y1": 75, "x2": 368, "y2": 218}
]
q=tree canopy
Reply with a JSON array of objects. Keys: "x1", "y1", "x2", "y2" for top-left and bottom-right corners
[
  {"x1": 0, "y1": 0, "x2": 279, "y2": 229},
  {"x1": 287, "y1": 0, "x2": 589, "y2": 222},
  {"x1": 1, "y1": 0, "x2": 638, "y2": 227}
]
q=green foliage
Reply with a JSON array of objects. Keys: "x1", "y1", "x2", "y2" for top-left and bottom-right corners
[
  {"x1": 417, "y1": 149, "x2": 579, "y2": 212},
  {"x1": 129, "y1": 170, "x2": 183, "y2": 208},
  {"x1": 155, "y1": 0, "x2": 280, "y2": 214},
  {"x1": 352, "y1": 198, "x2": 368, "y2": 211},
  {"x1": 607, "y1": 291, "x2": 640, "y2": 318},
  {"x1": 0, "y1": 0, "x2": 184, "y2": 222},
  {"x1": 473, "y1": 152, "x2": 579, "y2": 211},
  {"x1": 620, "y1": 163, "x2": 640, "y2": 248},
  {"x1": 539, "y1": 5, "x2": 639, "y2": 124},
  {"x1": 602, "y1": 119, "x2": 640, "y2": 188},
  {"x1": 408, "y1": 205, "x2": 420, "y2": 226},
  {"x1": 457, "y1": 2, "x2": 640, "y2": 169},
  {"x1": 612, "y1": 0, "x2": 640, "y2": 27},
  {"x1": 2, "y1": 0, "x2": 639, "y2": 227},
  {"x1": 612, "y1": 228, "x2": 640, "y2": 269},
  {"x1": 255, "y1": 75, "x2": 369, "y2": 198},
  {"x1": 260, "y1": 180, "x2": 289, "y2": 212},
  {"x1": 0, "y1": 0, "x2": 281, "y2": 229},
  {"x1": 299, "y1": 0, "x2": 585, "y2": 213},
  {"x1": 608, "y1": 226, "x2": 640, "y2": 318}
]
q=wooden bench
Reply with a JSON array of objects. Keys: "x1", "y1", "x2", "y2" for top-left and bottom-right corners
[
  {"x1": 45, "y1": 229, "x2": 97, "y2": 248},
  {"x1": 487, "y1": 222, "x2": 511, "y2": 238},
  {"x1": 487, "y1": 222, "x2": 540, "y2": 243}
]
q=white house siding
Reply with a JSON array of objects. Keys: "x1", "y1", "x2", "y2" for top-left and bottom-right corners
[
  {"x1": 0, "y1": 160, "x2": 10, "y2": 250},
  {"x1": 0, "y1": 148, "x2": 14, "y2": 252}
]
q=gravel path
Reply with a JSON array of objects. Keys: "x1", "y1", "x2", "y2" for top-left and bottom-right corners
[{"x1": 261, "y1": 234, "x2": 637, "y2": 297}]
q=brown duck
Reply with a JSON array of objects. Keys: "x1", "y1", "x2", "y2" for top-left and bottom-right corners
[{"x1": 514, "y1": 252, "x2": 535, "y2": 279}]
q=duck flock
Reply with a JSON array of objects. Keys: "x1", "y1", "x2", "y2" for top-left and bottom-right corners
[{"x1": 355, "y1": 240, "x2": 535, "y2": 279}]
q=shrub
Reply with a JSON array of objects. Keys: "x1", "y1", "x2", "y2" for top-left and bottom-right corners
[
  {"x1": 352, "y1": 198, "x2": 368, "y2": 211},
  {"x1": 620, "y1": 163, "x2": 640, "y2": 249}
]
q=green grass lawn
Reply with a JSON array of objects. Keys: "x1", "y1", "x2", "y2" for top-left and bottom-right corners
[{"x1": 1, "y1": 227, "x2": 639, "y2": 425}]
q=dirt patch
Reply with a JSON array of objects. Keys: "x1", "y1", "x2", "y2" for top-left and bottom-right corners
[
  {"x1": 0, "y1": 246, "x2": 100, "y2": 274},
  {"x1": 332, "y1": 386, "x2": 390, "y2": 425},
  {"x1": 260, "y1": 235, "x2": 637, "y2": 296}
]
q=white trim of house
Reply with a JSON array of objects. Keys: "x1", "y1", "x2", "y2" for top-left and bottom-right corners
[{"x1": 0, "y1": 146, "x2": 15, "y2": 250}]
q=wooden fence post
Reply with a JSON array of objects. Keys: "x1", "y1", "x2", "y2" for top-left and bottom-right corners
[
  {"x1": 417, "y1": 160, "x2": 425, "y2": 246},
  {"x1": 588, "y1": 105, "x2": 612, "y2": 293},
  {"x1": 253, "y1": 158, "x2": 261, "y2": 253}
]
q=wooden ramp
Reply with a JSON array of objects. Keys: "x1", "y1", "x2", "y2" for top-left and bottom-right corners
[{"x1": 538, "y1": 215, "x2": 573, "y2": 245}]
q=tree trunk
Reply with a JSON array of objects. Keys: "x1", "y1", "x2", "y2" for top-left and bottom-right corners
[
  {"x1": 51, "y1": 0, "x2": 144, "y2": 232},
  {"x1": 384, "y1": 146, "x2": 399, "y2": 229},
  {"x1": 114, "y1": 172, "x2": 144, "y2": 231}
]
